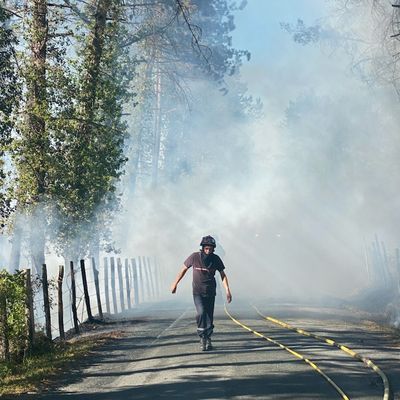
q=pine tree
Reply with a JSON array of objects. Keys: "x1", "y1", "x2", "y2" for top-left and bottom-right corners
[{"x1": 126, "y1": 0, "x2": 251, "y2": 190}]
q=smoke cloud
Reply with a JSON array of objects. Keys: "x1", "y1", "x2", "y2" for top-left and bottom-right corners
[
  {"x1": 114, "y1": 1, "x2": 400, "y2": 306},
  {"x1": 3, "y1": 1, "x2": 399, "y2": 313}
]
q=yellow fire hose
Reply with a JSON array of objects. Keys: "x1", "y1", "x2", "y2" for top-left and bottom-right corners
[
  {"x1": 252, "y1": 305, "x2": 390, "y2": 400},
  {"x1": 224, "y1": 305, "x2": 350, "y2": 400}
]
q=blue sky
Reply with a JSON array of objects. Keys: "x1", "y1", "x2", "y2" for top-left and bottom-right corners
[
  {"x1": 229, "y1": 0, "x2": 358, "y2": 119},
  {"x1": 232, "y1": 0, "x2": 327, "y2": 63}
]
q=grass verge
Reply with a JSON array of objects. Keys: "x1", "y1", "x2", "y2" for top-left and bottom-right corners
[{"x1": 0, "y1": 330, "x2": 123, "y2": 396}]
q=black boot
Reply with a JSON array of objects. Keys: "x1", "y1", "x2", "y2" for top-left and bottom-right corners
[
  {"x1": 200, "y1": 337, "x2": 207, "y2": 351},
  {"x1": 206, "y1": 336, "x2": 213, "y2": 351}
]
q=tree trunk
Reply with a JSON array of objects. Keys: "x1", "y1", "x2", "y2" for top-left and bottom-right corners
[
  {"x1": 151, "y1": 63, "x2": 162, "y2": 187},
  {"x1": 127, "y1": 49, "x2": 155, "y2": 196},
  {"x1": 9, "y1": 213, "x2": 23, "y2": 272},
  {"x1": 25, "y1": 268, "x2": 35, "y2": 353},
  {"x1": 30, "y1": 208, "x2": 46, "y2": 275},
  {"x1": 0, "y1": 283, "x2": 9, "y2": 361},
  {"x1": 26, "y1": 0, "x2": 48, "y2": 274},
  {"x1": 80, "y1": 0, "x2": 109, "y2": 128}
]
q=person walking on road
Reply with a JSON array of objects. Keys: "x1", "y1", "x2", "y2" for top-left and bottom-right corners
[{"x1": 171, "y1": 235, "x2": 232, "y2": 351}]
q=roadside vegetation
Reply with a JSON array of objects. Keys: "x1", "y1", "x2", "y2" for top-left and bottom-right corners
[{"x1": 0, "y1": 330, "x2": 122, "y2": 396}]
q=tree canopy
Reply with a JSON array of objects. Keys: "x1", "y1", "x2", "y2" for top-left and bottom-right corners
[{"x1": 0, "y1": 0, "x2": 253, "y2": 268}]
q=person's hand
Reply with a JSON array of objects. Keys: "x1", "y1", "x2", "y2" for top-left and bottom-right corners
[
  {"x1": 226, "y1": 291, "x2": 232, "y2": 303},
  {"x1": 171, "y1": 283, "x2": 177, "y2": 294}
]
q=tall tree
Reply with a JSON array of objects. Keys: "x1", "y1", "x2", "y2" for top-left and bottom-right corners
[
  {"x1": 0, "y1": 3, "x2": 18, "y2": 231},
  {"x1": 10, "y1": 0, "x2": 50, "y2": 273},
  {"x1": 48, "y1": 0, "x2": 134, "y2": 261},
  {"x1": 1, "y1": 0, "x2": 252, "y2": 265},
  {"x1": 126, "y1": 0, "x2": 251, "y2": 191}
]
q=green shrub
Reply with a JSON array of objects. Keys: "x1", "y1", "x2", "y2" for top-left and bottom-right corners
[{"x1": 0, "y1": 270, "x2": 27, "y2": 362}]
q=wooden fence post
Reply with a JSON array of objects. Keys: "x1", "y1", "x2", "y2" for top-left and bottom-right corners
[
  {"x1": 42, "y1": 264, "x2": 52, "y2": 340},
  {"x1": 104, "y1": 257, "x2": 110, "y2": 314},
  {"x1": 57, "y1": 265, "x2": 65, "y2": 340},
  {"x1": 149, "y1": 256, "x2": 157, "y2": 298},
  {"x1": 131, "y1": 258, "x2": 139, "y2": 305},
  {"x1": 371, "y1": 241, "x2": 380, "y2": 286},
  {"x1": 373, "y1": 235, "x2": 387, "y2": 287},
  {"x1": 92, "y1": 257, "x2": 103, "y2": 320},
  {"x1": 0, "y1": 279, "x2": 9, "y2": 361},
  {"x1": 142, "y1": 257, "x2": 151, "y2": 300},
  {"x1": 80, "y1": 259, "x2": 93, "y2": 322},
  {"x1": 145, "y1": 257, "x2": 153, "y2": 299},
  {"x1": 70, "y1": 261, "x2": 79, "y2": 334},
  {"x1": 147, "y1": 257, "x2": 156, "y2": 299},
  {"x1": 25, "y1": 269, "x2": 35, "y2": 351},
  {"x1": 396, "y1": 248, "x2": 400, "y2": 295},
  {"x1": 153, "y1": 257, "x2": 160, "y2": 298},
  {"x1": 138, "y1": 257, "x2": 145, "y2": 302},
  {"x1": 125, "y1": 259, "x2": 131, "y2": 309},
  {"x1": 130, "y1": 261, "x2": 134, "y2": 300},
  {"x1": 117, "y1": 258, "x2": 125, "y2": 312},
  {"x1": 110, "y1": 257, "x2": 118, "y2": 314}
]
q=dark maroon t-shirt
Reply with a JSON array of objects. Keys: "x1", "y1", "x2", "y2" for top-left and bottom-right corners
[{"x1": 184, "y1": 251, "x2": 225, "y2": 296}]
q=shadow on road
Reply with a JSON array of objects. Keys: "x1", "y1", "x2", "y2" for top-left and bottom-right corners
[
  {"x1": 12, "y1": 308, "x2": 399, "y2": 400},
  {"x1": 19, "y1": 373, "x2": 343, "y2": 399}
]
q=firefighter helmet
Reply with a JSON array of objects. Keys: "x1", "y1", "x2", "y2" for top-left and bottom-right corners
[{"x1": 200, "y1": 235, "x2": 216, "y2": 247}]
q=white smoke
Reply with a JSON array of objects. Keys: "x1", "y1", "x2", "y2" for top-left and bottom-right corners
[{"x1": 113, "y1": 1, "x2": 400, "y2": 305}]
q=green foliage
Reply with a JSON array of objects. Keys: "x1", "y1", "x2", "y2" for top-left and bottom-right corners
[
  {"x1": 0, "y1": 6, "x2": 19, "y2": 230},
  {"x1": 46, "y1": 0, "x2": 135, "y2": 259},
  {"x1": 0, "y1": 270, "x2": 27, "y2": 362},
  {"x1": 280, "y1": 19, "x2": 321, "y2": 46},
  {"x1": 0, "y1": 7, "x2": 17, "y2": 143},
  {"x1": 3, "y1": 0, "x2": 137, "y2": 260},
  {"x1": 1, "y1": 0, "x2": 253, "y2": 262},
  {"x1": 191, "y1": 0, "x2": 251, "y2": 81}
]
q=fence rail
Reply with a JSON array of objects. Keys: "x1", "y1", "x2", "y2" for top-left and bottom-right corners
[{"x1": 0, "y1": 256, "x2": 161, "y2": 360}]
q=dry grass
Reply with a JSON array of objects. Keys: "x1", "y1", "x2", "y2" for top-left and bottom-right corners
[{"x1": 0, "y1": 330, "x2": 123, "y2": 396}]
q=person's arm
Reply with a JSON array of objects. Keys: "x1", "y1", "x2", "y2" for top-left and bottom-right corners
[
  {"x1": 219, "y1": 270, "x2": 232, "y2": 303},
  {"x1": 171, "y1": 265, "x2": 189, "y2": 293}
]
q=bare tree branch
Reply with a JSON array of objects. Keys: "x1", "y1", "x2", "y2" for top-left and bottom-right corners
[
  {"x1": 61, "y1": 0, "x2": 90, "y2": 24},
  {"x1": 120, "y1": 9, "x2": 179, "y2": 47},
  {"x1": 0, "y1": 6, "x2": 23, "y2": 18},
  {"x1": 175, "y1": 0, "x2": 211, "y2": 69}
]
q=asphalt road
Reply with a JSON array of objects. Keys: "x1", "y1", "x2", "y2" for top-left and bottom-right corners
[{"x1": 24, "y1": 301, "x2": 400, "y2": 400}]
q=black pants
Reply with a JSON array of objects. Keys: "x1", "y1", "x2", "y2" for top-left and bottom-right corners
[{"x1": 193, "y1": 294, "x2": 215, "y2": 338}]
